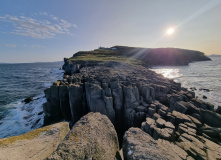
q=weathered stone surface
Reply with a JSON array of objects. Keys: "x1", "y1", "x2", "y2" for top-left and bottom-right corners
[
  {"x1": 85, "y1": 82, "x2": 115, "y2": 124},
  {"x1": 176, "y1": 133, "x2": 206, "y2": 160},
  {"x1": 141, "y1": 117, "x2": 156, "y2": 136},
  {"x1": 123, "y1": 128, "x2": 188, "y2": 160},
  {"x1": 174, "y1": 101, "x2": 188, "y2": 113},
  {"x1": 203, "y1": 137, "x2": 221, "y2": 159},
  {"x1": 165, "y1": 121, "x2": 175, "y2": 130},
  {"x1": 48, "y1": 113, "x2": 119, "y2": 160},
  {"x1": 156, "y1": 118, "x2": 166, "y2": 128},
  {"x1": 178, "y1": 123, "x2": 196, "y2": 137},
  {"x1": 188, "y1": 115, "x2": 203, "y2": 127},
  {"x1": 200, "y1": 109, "x2": 221, "y2": 127},
  {"x1": 123, "y1": 85, "x2": 139, "y2": 109},
  {"x1": 171, "y1": 111, "x2": 191, "y2": 127},
  {"x1": 0, "y1": 122, "x2": 70, "y2": 160}
]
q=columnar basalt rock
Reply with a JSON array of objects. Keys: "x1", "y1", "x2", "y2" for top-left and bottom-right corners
[
  {"x1": 42, "y1": 58, "x2": 221, "y2": 160},
  {"x1": 59, "y1": 85, "x2": 71, "y2": 121},
  {"x1": 69, "y1": 83, "x2": 86, "y2": 124}
]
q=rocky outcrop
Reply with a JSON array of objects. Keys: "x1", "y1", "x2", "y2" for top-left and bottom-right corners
[
  {"x1": 123, "y1": 128, "x2": 188, "y2": 160},
  {"x1": 41, "y1": 48, "x2": 219, "y2": 160},
  {"x1": 0, "y1": 122, "x2": 70, "y2": 160},
  {"x1": 47, "y1": 112, "x2": 119, "y2": 160}
]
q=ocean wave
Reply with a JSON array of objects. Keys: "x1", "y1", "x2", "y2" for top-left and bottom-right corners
[{"x1": 0, "y1": 95, "x2": 46, "y2": 139}]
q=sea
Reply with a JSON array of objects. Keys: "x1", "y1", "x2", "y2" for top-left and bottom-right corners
[
  {"x1": 0, "y1": 62, "x2": 64, "y2": 139},
  {"x1": 150, "y1": 56, "x2": 221, "y2": 109},
  {"x1": 0, "y1": 57, "x2": 220, "y2": 139}
]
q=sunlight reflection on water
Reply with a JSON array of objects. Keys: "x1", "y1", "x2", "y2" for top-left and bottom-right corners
[{"x1": 150, "y1": 68, "x2": 182, "y2": 79}]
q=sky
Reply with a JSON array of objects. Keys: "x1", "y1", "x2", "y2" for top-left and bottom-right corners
[{"x1": 0, "y1": 0, "x2": 221, "y2": 63}]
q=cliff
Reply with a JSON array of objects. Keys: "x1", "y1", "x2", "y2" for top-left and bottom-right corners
[
  {"x1": 0, "y1": 46, "x2": 219, "y2": 160},
  {"x1": 63, "y1": 46, "x2": 211, "y2": 73}
]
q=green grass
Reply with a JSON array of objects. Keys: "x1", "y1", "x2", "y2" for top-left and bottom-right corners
[{"x1": 68, "y1": 49, "x2": 143, "y2": 66}]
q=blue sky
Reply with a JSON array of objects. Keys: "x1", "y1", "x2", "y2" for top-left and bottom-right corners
[{"x1": 0, "y1": 0, "x2": 221, "y2": 63}]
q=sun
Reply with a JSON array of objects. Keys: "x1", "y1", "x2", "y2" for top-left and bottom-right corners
[{"x1": 167, "y1": 27, "x2": 174, "y2": 35}]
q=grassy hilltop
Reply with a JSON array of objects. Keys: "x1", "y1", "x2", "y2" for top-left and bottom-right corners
[{"x1": 67, "y1": 46, "x2": 211, "y2": 67}]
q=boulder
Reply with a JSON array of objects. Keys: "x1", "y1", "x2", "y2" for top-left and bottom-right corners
[
  {"x1": 0, "y1": 122, "x2": 70, "y2": 160},
  {"x1": 123, "y1": 128, "x2": 188, "y2": 160},
  {"x1": 23, "y1": 97, "x2": 33, "y2": 104},
  {"x1": 47, "y1": 113, "x2": 119, "y2": 160}
]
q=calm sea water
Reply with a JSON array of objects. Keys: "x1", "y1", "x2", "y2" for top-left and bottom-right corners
[
  {"x1": 151, "y1": 56, "x2": 221, "y2": 109},
  {"x1": 0, "y1": 62, "x2": 63, "y2": 138}
]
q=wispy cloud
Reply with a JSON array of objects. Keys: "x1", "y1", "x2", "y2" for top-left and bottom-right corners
[
  {"x1": 5, "y1": 44, "x2": 17, "y2": 47},
  {"x1": 0, "y1": 13, "x2": 77, "y2": 39}
]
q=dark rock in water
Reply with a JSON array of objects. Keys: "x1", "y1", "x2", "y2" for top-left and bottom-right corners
[
  {"x1": 123, "y1": 128, "x2": 188, "y2": 160},
  {"x1": 37, "y1": 111, "x2": 44, "y2": 115},
  {"x1": 23, "y1": 97, "x2": 33, "y2": 104},
  {"x1": 216, "y1": 106, "x2": 221, "y2": 115},
  {"x1": 203, "y1": 95, "x2": 207, "y2": 99},
  {"x1": 47, "y1": 113, "x2": 119, "y2": 160}
]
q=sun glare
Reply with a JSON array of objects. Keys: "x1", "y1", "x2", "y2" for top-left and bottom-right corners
[{"x1": 167, "y1": 27, "x2": 174, "y2": 35}]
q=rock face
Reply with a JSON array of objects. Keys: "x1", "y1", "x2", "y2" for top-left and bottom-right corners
[
  {"x1": 0, "y1": 122, "x2": 70, "y2": 160},
  {"x1": 123, "y1": 128, "x2": 188, "y2": 160},
  {"x1": 47, "y1": 112, "x2": 119, "y2": 160},
  {"x1": 42, "y1": 48, "x2": 220, "y2": 160}
]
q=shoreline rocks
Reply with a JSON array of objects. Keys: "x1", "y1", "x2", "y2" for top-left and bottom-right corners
[{"x1": 42, "y1": 59, "x2": 221, "y2": 160}]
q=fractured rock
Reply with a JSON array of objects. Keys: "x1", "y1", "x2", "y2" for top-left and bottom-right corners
[
  {"x1": 123, "y1": 128, "x2": 187, "y2": 160},
  {"x1": 47, "y1": 113, "x2": 119, "y2": 160}
]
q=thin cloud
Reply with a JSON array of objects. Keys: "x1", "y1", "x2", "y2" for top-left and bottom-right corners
[
  {"x1": 5, "y1": 44, "x2": 17, "y2": 47},
  {"x1": 0, "y1": 13, "x2": 77, "y2": 39}
]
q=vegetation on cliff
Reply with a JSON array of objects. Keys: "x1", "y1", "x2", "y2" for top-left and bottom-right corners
[{"x1": 67, "y1": 46, "x2": 211, "y2": 67}]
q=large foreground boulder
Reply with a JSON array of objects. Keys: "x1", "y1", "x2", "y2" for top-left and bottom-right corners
[
  {"x1": 0, "y1": 122, "x2": 70, "y2": 160},
  {"x1": 123, "y1": 128, "x2": 187, "y2": 160},
  {"x1": 47, "y1": 112, "x2": 119, "y2": 160}
]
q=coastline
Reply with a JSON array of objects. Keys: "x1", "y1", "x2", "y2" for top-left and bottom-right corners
[{"x1": 0, "y1": 47, "x2": 220, "y2": 159}]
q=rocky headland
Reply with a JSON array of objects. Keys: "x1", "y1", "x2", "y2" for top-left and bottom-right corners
[{"x1": 0, "y1": 46, "x2": 220, "y2": 160}]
